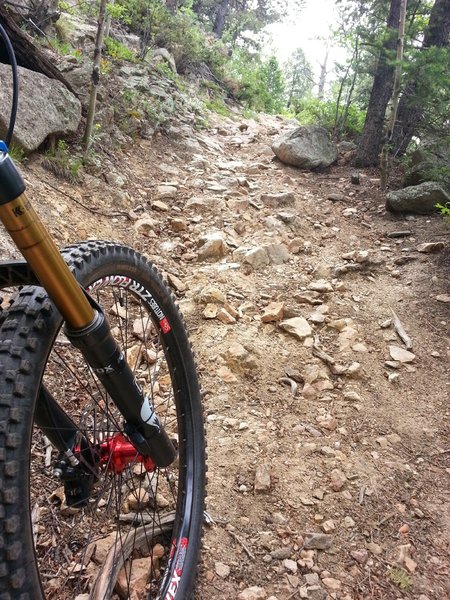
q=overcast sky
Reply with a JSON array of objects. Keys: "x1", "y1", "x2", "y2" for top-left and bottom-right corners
[{"x1": 264, "y1": 0, "x2": 347, "y2": 85}]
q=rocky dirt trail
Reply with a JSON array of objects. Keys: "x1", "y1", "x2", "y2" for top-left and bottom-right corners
[{"x1": 6, "y1": 112, "x2": 449, "y2": 600}]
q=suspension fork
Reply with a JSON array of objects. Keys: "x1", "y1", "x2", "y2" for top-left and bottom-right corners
[{"x1": 0, "y1": 145, "x2": 176, "y2": 467}]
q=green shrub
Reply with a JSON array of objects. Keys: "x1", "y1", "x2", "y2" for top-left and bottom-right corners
[
  {"x1": 104, "y1": 37, "x2": 135, "y2": 61},
  {"x1": 48, "y1": 36, "x2": 75, "y2": 56},
  {"x1": 42, "y1": 140, "x2": 83, "y2": 183},
  {"x1": 154, "y1": 8, "x2": 227, "y2": 77},
  {"x1": 436, "y1": 202, "x2": 450, "y2": 220},
  {"x1": 388, "y1": 568, "x2": 411, "y2": 590},
  {"x1": 296, "y1": 97, "x2": 365, "y2": 138},
  {"x1": 8, "y1": 145, "x2": 26, "y2": 162},
  {"x1": 204, "y1": 96, "x2": 231, "y2": 117},
  {"x1": 228, "y1": 50, "x2": 285, "y2": 114}
]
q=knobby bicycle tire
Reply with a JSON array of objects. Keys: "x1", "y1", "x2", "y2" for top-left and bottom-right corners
[{"x1": 0, "y1": 240, "x2": 205, "y2": 600}]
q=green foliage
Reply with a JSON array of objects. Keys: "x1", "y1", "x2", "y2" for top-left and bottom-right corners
[
  {"x1": 388, "y1": 568, "x2": 411, "y2": 590},
  {"x1": 54, "y1": 13, "x2": 75, "y2": 41},
  {"x1": 153, "y1": 7, "x2": 227, "y2": 76},
  {"x1": 106, "y1": 2, "x2": 130, "y2": 23},
  {"x1": 242, "y1": 107, "x2": 257, "y2": 120},
  {"x1": 118, "y1": 87, "x2": 174, "y2": 134},
  {"x1": 104, "y1": 37, "x2": 136, "y2": 61},
  {"x1": 57, "y1": 1, "x2": 75, "y2": 14},
  {"x1": 48, "y1": 36, "x2": 75, "y2": 56},
  {"x1": 296, "y1": 97, "x2": 365, "y2": 137},
  {"x1": 228, "y1": 50, "x2": 285, "y2": 114},
  {"x1": 193, "y1": 0, "x2": 305, "y2": 47},
  {"x1": 8, "y1": 145, "x2": 26, "y2": 163},
  {"x1": 204, "y1": 95, "x2": 230, "y2": 117},
  {"x1": 402, "y1": 46, "x2": 450, "y2": 140},
  {"x1": 436, "y1": 202, "x2": 450, "y2": 221},
  {"x1": 284, "y1": 48, "x2": 314, "y2": 108},
  {"x1": 42, "y1": 140, "x2": 83, "y2": 183}
]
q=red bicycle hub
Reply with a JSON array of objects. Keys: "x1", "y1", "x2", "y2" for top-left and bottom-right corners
[{"x1": 98, "y1": 433, "x2": 156, "y2": 473}]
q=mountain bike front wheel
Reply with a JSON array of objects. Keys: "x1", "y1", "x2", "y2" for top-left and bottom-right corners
[{"x1": 0, "y1": 241, "x2": 205, "y2": 600}]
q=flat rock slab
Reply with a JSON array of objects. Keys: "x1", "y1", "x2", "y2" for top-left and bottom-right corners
[
  {"x1": 303, "y1": 532, "x2": 333, "y2": 550},
  {"x1": 389, "y1": 345, "x2": 416, "y2": 363},
  {"x1": 0, "y1": 64, "x2": 81, "y2": 152},
  {"x1": 280, "y1": 317, "x2": 312, "y2": 340}
]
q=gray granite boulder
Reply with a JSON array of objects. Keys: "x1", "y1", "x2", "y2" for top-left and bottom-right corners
[
  {"x1": 404, "y1": 140, "x2": 450, "y2": 191},
  {"x1": 271, "y1": 125, "x2": 337, "y2": 170},
  {"x1": 0, "y1": 64, "x2": 81, "y2": 152},
  {"x1": 386, "y1": 182, "x2": 450, "y2": 214}
]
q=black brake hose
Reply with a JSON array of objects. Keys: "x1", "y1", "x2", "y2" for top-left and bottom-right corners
[{"x1": 0, "y1": 21, "x2": 19, "y2": 148}]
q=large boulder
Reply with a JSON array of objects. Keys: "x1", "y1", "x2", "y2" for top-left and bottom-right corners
[
  {"x1": 404, "y1": 140, "x2": 450, "y2": 191},
  {"x1": 271, "y1": 125, "x2": 337, "y2": 170},
  {"x1": 150, "y1": 48, "x2": 177, "y2": 73},
  {"x1": 386, "y1": 182, "x2": 450, "y2": 214},
  {"x1": 0, "y1": 63, "x2": 81, "y2": 152},
  {"x1": 0, "y1": 64, "x2": 81, "y2": 152}
]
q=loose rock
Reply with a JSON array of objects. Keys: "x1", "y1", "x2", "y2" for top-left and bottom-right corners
[
  {"x1": 255, "y1": 463, "x2": 271, "y2": 492},
  {"x1": 330, "y1": 469, "x2": 347, "y2": 492},
  {"x1": 389, "y1": 346, "x2": 416, "y2": 363},
  {"x1": 303, "y1": 533, "x2": 333, "y2": 550},
  {"x1": 280, "y1": 317, "x2": 312, "y2": 340},
  {"x1": 238, "y1": 587, "x2": 267, "y2": 600},
  {"x1": 215, "y1": 561, "x2": 231, "y2": 578},
  {"x1": 261, "y1": 302, "x2": 284, "y2": 323}
]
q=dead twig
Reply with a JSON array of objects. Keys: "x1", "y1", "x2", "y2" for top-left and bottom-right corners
[
  {"x1": 36, "y1": 176, "x2": 130, "y2": 218},
  {"x1": 227, "y1": 530, "x2": 255, "y2": 560},
  {"x1": 91, "y1": 514, "x2": 175, "y2": 599},
  {"x1": 390, "y1": 309, "x2": 413, "y2": 349},
  {"x1": 43, "y1": 435, "x2": 52, "y2": 468},
  {"x1": 375, "y1": 511, "x2": 396, "y2": 529},
  {"x1": 312, "y1": 336, "x2": 349, "y2": 375},
  {"x1": 359, "y1": 484, "x2": 366, "y2": 505},
  {"x1": 118, "y1": 510, "x2": 175, "y2": 527},
  {"x1": 31, "y1": 502, "x2": 40, "y2": 546},
  {"x1": 279, "y1": 377, "x2": 298, "y2": 396},
  {"x1": 312, "y1": 336, "x2": 335, "y2": 365}
]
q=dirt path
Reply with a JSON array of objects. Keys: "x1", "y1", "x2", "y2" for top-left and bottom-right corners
[{"x1": 13, "y1": 113, "x2": 450, "y2": 599}]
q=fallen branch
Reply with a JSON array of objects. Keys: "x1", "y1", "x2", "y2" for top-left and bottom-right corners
[
  {"x1": 0, "y1": 5, "x2": 78, "y2": 97},
  {"x1": 227, "y1": 530, "x2": 255, "y2": 560},
  {"x1": 390, "y1": 309, "x2": 412, "y2": 350},
  {"x1": 91, "y1": 512, "x2": 175, "y2": 599},
  {"x1": 312, "y1": 336, "x2": 351, "y2": 376},
  {"x1": 312, "y1": 337, "x2": 335, "y2": 365},
  {"x1": 36, "y1": 175, "x2": 130, "y2": 218},
  {"x1": 279, "y1": 377, "x2": 298, "y2": 396},
  {"x1": 118, "y1": 510, "x2": 175, "y2": 526}
]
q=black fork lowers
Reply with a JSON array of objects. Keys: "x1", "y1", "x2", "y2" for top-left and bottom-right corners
[{"x1": 64, "y1": 307, "x2": 177, "y2": 468}]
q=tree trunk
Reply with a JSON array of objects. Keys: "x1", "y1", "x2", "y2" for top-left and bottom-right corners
[
  {"x1": 391, "y1": 0, "x2": 450, "y2": 155},
  {"x1": 0, "y1": 5, "x2": 77, "y2": 97},
  {"x1": 83, "y1": 0, "x2": 107, "y2": 152},
  {"x1": 353, "y1": 0, "x2": 402, "y2": 167},
  {"x1": 380, "y1": 0, "x2": 408, "y2": 189},
  {"x1": 213, "y1": 0, "x2": 230, "y2": 38},
  {"x1": 317, "y1": 47, "x2": 329, "y2": 100},
  {"x1": 165, "y1": 0, "x2": 179, "y2": 14},
  {"x1": 103, "y1": 0, "x2": 113, "y2": 38},
  {"x1": 333, "y1": 39, "x2": 359, "y2": 139}
]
